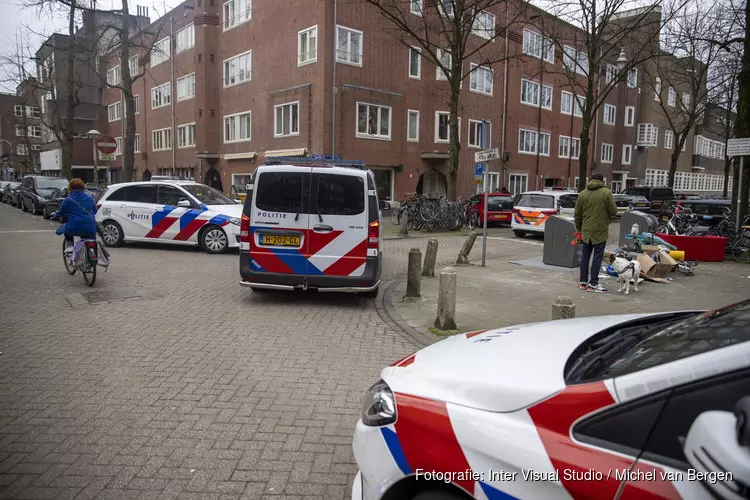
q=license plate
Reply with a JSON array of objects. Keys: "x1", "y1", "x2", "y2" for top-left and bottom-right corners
[
  {"x1": 491, "y1": 214, "x2": 508, "y2": 220},
  {"x1": 525, "y1": 217, "x2": 540, "y2": 223},
  {"x1": 260, "y1": 234, "x2": 300, "y2": 246},
  {"x1": 636, "y1": 203, "x2": 648, "y2": 207}
]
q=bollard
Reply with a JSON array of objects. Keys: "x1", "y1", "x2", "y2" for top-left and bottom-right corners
[
  {"x1": 403, "y1": 248, "x2": 422, "y2": 299},
  {"x1": 399, "y1": 211, "x2": 409, "y2": 237},
  {"x1": 551, "y1": 296, "x2": 576, "y2": 320},
  {"x1": 434, "y1": 268, "x2": 457, "y2": 330},
  {"x1": 456, "y1": 232, "x2": 478, "y2": 265},
  {"x1": 422, "y1": 239, "x2": 438, "y2": 277}
]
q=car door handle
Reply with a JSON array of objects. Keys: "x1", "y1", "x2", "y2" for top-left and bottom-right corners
[{"x1": 313, "y1": 224, "x2": 333, "y2": 232}]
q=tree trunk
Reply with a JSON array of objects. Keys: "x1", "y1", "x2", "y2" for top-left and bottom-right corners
[
  {"x1": 577, "y1": 122, "x2": 592, "y2": 192},
  {"x1": 61, "y1": 0, "x2": 76, "y2": 180},
  {"x1": 735, "y1": 0, "x2": 750, "y2": 225},
  {"x1": 723, "y1": 156, "x2": 731, "y2": 198},
  {"x1": 121, "y1": 0, "x2": 136, "y2": 183},
  {"x1": 731, "y1": 161, "x2": 739, "y2": 210},
  {"x1": 447, "y1": 88, "x2": 459, "y2": 201},
  {"x1": 668, "y1": 152, "x2": 679, "y2": 188},
  {"x1": 61, "y1": 142, "x2": 74, "y2": 181}
]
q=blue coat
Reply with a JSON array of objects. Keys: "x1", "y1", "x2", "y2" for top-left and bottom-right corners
[{"x1": 55, "y1": 190, "x2": 98, "y2": 237}]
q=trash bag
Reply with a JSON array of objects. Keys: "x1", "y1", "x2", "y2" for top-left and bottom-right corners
[{"x1": 72, "y1": 240, "x2": 88, "y2": 269}]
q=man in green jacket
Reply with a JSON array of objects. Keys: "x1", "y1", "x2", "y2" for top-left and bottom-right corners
[{"x1": 574, "y1": 173, "x2": 618, "y2": 293}]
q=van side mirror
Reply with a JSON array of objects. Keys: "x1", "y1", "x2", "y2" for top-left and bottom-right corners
[
  {"x1": 683, "y1": 401, "x2": 750, "y2": 496},
  {"x1": 177, "y1": 199, "x2": 191, "y2": 208},
  {"x1": 379, "y1": 200, "x2": 391, "y2": 211}
]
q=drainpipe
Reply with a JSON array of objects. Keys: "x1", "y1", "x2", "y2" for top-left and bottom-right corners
[
  {"x1": 170, "y1": 16, "x2": 176, "y2": 174},
  {"x1": 535, "y1": 53, "x2": 543, "y2": 189},
  {"x1": 500, "y1": 5, "x2": 509, "y2": 188},
  {"x1": 331, "y1": 0, "x2": 338, "y2": 156}
]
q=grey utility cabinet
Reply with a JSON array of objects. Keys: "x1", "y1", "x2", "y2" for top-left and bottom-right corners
[
  {"x1": 543, "y1": 215, "x2": 581, "y2": 268},
  {"x1": 619, "y1": 211, "x2": 659, "y2": 248}
]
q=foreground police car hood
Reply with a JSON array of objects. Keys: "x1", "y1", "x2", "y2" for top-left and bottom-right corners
[
  {"x1": 206, "y1": 204, "x2": 243, "y2": 217},
  {"x1": 382, "y1": 314, "x2": 654, "y2": 413}
]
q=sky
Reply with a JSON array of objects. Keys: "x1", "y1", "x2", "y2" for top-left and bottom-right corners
[{"x1": 0, "y1": 0, "x2": 179, "y2": 92}]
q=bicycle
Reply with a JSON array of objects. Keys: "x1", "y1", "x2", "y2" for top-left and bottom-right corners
[{"x1": 52, "y1": 214, "x2": 102, "y2": 287}]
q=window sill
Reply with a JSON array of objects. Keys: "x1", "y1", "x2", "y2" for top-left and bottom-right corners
[
  {"x1": 224, "y1": 139, "x2": 252, "y2": 144},
  {"x1": 407, "y1": 138, "x2": 419, "y2": 143},
  {"x1": 176, "y1": 46, "x2": 195, "y2": 55},
  {"x1": 408, "y1": 74, "x2": 421, "y2": 80},
  {"x1": 150, "y1": 61, "x2": 169, "y2": 69},
  {"x1": 470, "y1": 89, "x2": 493, "y2": 97},
  {"x1": 356, "y1": 134, "x2": 391, "y2": 141},
  {"x1": 435, "y1": 139, "x2": 450, "y2": 144},
  {"x1": 223, "y1": 80, "x2": 252, "y2": 90},
  {"x1": 273, "y1": 132, "x2": 301, "y2": 138},
  {"x1": 336, "y1": 58, "x2": 363, "y2": 68},
  {"x1": 298, "y1": 58, "x2": 317, "y2": 67},
  {"x1": 178, "y1": 145, "x2": 196, "y2": 149},
  {"x1": 152, "y1": 148, "x2": 171, "y2": 152},
  {"x1": 223, "y1": 17, "x2": 252, "y2": 33},
  {"x1": 152, "y1": 104, "x2": 171, "y2": 110},
  {"x1": 518, "y1": 151, "x2": 549, "y2": 157},
  {"x1": 177, "y1": 96, "x2": 195, "y2": 103},
  {"x1": 468, "y1": 144, "x2": 482, "y2": 149}
]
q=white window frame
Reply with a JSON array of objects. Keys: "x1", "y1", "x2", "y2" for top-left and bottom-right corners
[
  {"x1": 469, "y1": 64, "x2": 493, "y2": 95},
  {"x1": 176, "y1": 23, "x2": 195, "y2": 53},
  {"x1": 152, "y1": 127, "x2": 171, "y2": 152},
  {"x1": 436, "y1": 49, "x2": 451, "y2": 81},
  {"x1": 223, "y1": 111, "x2": 252, "y2": 143},
  {"x1": 151, "y1": 37, "x2": 170, "y2": 68},
  {"x1": 129, "y1": 55, "x2": 139, "y2": 76},
  {"x1": 522, "y1": 29, "x2": 554, "y2": 63},
  {"x1": 223, "y1": 50, "x2": 252, "y2": 88},
  {"x1": 472, "y1": 10, "x2": 495, "y2": 40},
  {"x1": 108, "y1": 102, "x2": 122, "y2": 122},
  {"x1": 177, "y1": 122, "x2": 196, "y2": 148},
  {"x1": 561, "y1": 91, "x2": 572, "y2": 115},
  {"x1": 409, "y1": 46, "x2": 421, "y2": 79},
  {"x1": 133, "y1": 94, "x2": 140, "y2": 115},
  {"x1": 570, "y1": 138, "x2": 581, "y2": 160},
  {"x1": 627, "y1": 68, "x2": 637, "y2": 88},
  {"x1": 682, "y1": 92, "x2": 691, "y2": 111},
  {"x1": 603, "y1": 104, "x2": 616, "y2": 125},
  {"x1": 468, "y1": 120, "x2": 485, "y2": 149},
  {"x1": 13, "y1": 105, "x2": 23, "y2": 116},
  {"x1": 508, "y1": 173, "x2": 528, "y2": 196},
  {"x1": 559, "y1": 135, "x2": 570, "y2": 158},
  {"x1": 31, "y1": 144, "x2": 42, "y2": 151},
  {"x1": 563, "y1": 45, "x2": 588, "y2": 75},
  {"x1": 151, "y1": 82, "x2": 171, "y2": 109},
  {"x1": 521, "y1": 79, "x2": 552, "y2": 110},
  {"x1": 298, "y1": 25, "x2": 318, "y2": 66},
  {"x1": 176, "y1": 73, "x2": 196, "y2": 101},
  {"x1": 28, "y1": 126, "x2": 41, "y2": 138},
  {"x1": 518, "y1": 128, "x2": 550, "y2": 156},
  {"x1": 274, "y1": 101, "x2": 300, "y2": 138},
  {"x1": 15, "y1": 125, "x2": 24, "y2": 137},
  {"x1": 407, "y1": 110, "x2": 419, "y2": 142},
  {"x1": 134, "y1": 133, "x2": 141, "y2": 153},
  {"x1": 223, "y1": 0, "x2": 252, "y2": 31},
  {"x1": 410, "y1": 0, "x2": 423, "y2": 15},
  {"x1": 336, "y1": 25, "x2": 363, "y2": 67},
  {"x1": 622, "y1": 144, "x2": 632, "y2": 165},
  {"x1": 624, "y1": 106, "x2": 635, "y2": 127},
  {"x1": 115, "y1": 137, "x2": 122, "y2": 156},
  {"x1": 434, "y1": 111, "x2": 460, "y2": 143},
  {"x1": 573, "y1": 95, "x2": 585, "y2": 118},
  {"x1": 668, "y1": 87, "x2": 676, "y2": 107},
  {"x1": 356, "y1": 102, "x2": 392, "y2": 141},
  {"x1": 664, "y1": 129, "x2": 674, "y2": 150},
  {"x1": 601, "y1": 143, "x2": 614, "y2": 163},
  {"x1": 106, "y1": 65, "x2": 120, "y2": 86},
  {"x1": 16, "y1": 144, "x2": 27, "y2": 156},
  {"x1": 654, "y1": 77, "x2": 661, "y2": 102},
  {"x1": 605, "y1": 64, "x2": 617, "y2": 84}
]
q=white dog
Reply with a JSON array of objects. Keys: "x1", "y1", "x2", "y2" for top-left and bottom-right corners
[{"x1": 609, "y1": 254, "x2": 641, "y2": 295}]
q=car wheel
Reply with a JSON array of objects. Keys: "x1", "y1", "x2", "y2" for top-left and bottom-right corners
[
  {"x1": 513, "y1": 230, "x2": 526, "y2": 238},
  {"x1": 101, "y1": 220, "x2": 124, "y2": 247},
  {"x1": 21, "y1": 198, "x2": 28, "y2": 212},
  {"x1": 43, "y1": 206, "x2": 51, "y2": 219},
  {"x1": 200, "y1": 225, "x2": 228, "y2": 254},
  {"x1": 359, "y1": 287, "x2": 379, "y2": 298},
  {"x1": 33, "y1": 202, "x2": 42, "y2": 215}
]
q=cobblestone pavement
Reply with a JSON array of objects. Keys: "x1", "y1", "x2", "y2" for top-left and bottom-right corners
[{"x1": 0, "y1": 203, "x2": 534, "y2": 500}]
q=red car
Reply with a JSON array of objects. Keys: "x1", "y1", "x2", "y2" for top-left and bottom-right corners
[{"x1": 465, "y1": 192, "x2": 514, "y2": 230}]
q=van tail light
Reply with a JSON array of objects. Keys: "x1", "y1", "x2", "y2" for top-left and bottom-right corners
[
  {"x1": 368, "y1": 220, "x2": 380, "y2": 248},
  {"x1": 542, "y1": 209, "x2": 558, "y2": 216},
  {"x1": 240, "y1": 214, "x2": 251, "y2": 243}
]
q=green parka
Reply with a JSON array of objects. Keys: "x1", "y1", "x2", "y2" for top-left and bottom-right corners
[{"x1": 574, "y1": 180, "x2": 617, "y2": 245}]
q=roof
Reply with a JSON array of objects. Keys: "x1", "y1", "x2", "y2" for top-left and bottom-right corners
[
  {"x1": 107, "y1": 180, "x2": 201, "y2": 188},
  {"x1": 520, "y1": 190, "x2": 578, "y2": 197}
]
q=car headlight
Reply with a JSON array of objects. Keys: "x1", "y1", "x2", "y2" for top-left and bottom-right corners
[
  {"x1": 228, "y1": 217, "x2": 241, "y2": 226},
  {"x1": 361, "y1": 380, "x2": 396, "y2": 427}
]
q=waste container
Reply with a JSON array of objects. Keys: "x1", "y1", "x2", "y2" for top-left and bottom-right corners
[
  {"x1": 543, "y1": 215, "x2": 581, "y2": 268},
  {"x1": 619, "y1": 211, "x2": 659, "y2": 248}
]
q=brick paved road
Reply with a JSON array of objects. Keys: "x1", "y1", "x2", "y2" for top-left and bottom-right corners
[{"x1": 0, "y1": 203, "x2": 532, "y2": 500}]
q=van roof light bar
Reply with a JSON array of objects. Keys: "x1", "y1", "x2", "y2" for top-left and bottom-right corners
[{"x1": 263, "y1": 156, "x2": 367, "y2": 168}]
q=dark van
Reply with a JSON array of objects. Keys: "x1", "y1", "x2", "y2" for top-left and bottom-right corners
[{"x1": 621, "y1": 186, "x2": 675, "y2": 214}]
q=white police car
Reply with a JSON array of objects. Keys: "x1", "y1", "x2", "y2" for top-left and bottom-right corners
[
  {"x1": 353, "y1": 300, "x2": 750, "y2": 500},
  {"x1": 96, "y1": 181, "x2": 243, "y2": 253}
]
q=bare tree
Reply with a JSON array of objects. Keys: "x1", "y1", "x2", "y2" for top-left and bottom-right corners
[
  {"x1": 716, "y1": 52, "x2": 740, "y2": 198},
  {"x1": 530, "y1": 0, "x2": 683, "y2": 192},
  {"x1": 360, "y1": 0, "x2": 526, "y2": 200},
  {"x1": 641, "y1": 4, "x2": 734, "y2": 188}
]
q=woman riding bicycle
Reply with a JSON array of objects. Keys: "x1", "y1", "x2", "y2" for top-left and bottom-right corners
[{"x1": 52, "y1": 178, "x2": 98, "y2": 253}]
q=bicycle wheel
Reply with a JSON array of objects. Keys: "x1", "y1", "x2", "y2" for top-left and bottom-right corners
[
  {"x1": 82, "y1": 261, "x2": 97, "y2": 286},
  {"x1": 62, "y1": 239, "x2": 76, "y2": 275},
  {"x1": 732, "y1": 245, "x2": 750, "y2": 263}
]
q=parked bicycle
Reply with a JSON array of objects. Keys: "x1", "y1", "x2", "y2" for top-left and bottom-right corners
[{"x1": 391, "y1": 192, "x2": 466, "y2": 231}]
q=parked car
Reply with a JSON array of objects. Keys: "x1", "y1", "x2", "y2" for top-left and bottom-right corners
[
  {"x1": 239, "y1": 161, "x2": 382, "y2": 297},
  {"x1": 613, "y1": 193, "x2": 651, "y2": 216},
  {"x1": 511, "y1": 190, "x2": 578, "y2": 238},
  {"x1": 465, "y1": 192, "x2": 514, "y2": 230},
  {"x1": 43, "y1": 187, "x2": 102, "y2": 219},
  {"x1": 352, "y1": 299, "x2": 750, "y2": 500},
  {"x1": 621, "y1": 186, "x2": 674, "y2": 214},
  {"x1": 96, "y1": 180, "x2": 243, "y2": 254},
  {"x1": 2, "y1": 181, "x2": 20, "y2": 205},
  {"x1": 19, "y1": 175, "x2": 69, "y2": 215}
]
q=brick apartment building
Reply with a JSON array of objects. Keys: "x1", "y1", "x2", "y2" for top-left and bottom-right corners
[
  {"x1": 0, "y1": 90, "x2": 44, "y2": 180},
  {"x1": 97, "y1": 0, "x2": 732, "y2": 202}
]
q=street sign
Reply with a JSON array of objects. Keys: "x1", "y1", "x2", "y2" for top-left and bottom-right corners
[
  {"x1": 99, "y1": 153, "x2": 115, "y2": 161},
  {"x1": 475, "y1": 163, "x2": 484, "y2": 176},
  {"x1": 474, "y1": 148, "x2": 501, "y2": 163},
  {"x1": 727, "y1": 138, "x2": 750, "y2": 157},
  {"x1": 96, "y1": 135, "x2": 117, "y2": 155}
]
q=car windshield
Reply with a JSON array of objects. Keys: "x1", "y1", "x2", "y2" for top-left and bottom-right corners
[
  {"x1": 37, "y1": 178, "x2": 68, "y2": 190},
  {"x1": 181, "y1": 184, "x2": 238, "y2": 205},
  {"x1": 600, "y1": 301, "x2": 750, "y2": 378}
]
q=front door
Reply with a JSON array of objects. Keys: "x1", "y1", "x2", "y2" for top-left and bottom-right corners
[
  {"x1": 249, "y1": 167, "x2": 312, "y2": 275},
  {"x1": 307, "y1": 168, "x2": 368, "y2": 277},
  {"x1": 110, "y1": 184, "x2": 160, "y2": 239},
  {"x1": 156, "y1": 184, "x2": 203, "y2": 242}
]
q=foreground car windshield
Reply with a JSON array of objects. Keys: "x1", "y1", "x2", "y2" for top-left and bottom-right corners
[
  {"x1": 37, "y1": 178, "x2": 68, "y2": 190},
  {"x1": 602, "y1": 301, "x2": 750, "y2": 378},
  {"x1": 181, "y1": 184, "x2": 238, "y2": 205}
]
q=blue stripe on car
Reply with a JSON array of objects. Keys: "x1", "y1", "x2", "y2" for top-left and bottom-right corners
[{"x1": 379, "y1": 428, "x2": 412, "y2": 475}]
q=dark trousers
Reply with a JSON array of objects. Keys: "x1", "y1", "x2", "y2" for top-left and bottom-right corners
[{"x1": 580, "y1": 240, "x2": 606, "y2": 285}]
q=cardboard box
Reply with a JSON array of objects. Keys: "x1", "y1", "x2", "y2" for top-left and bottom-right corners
[
  {"x1": 636, "y1": 253, "x2": 671, "y2": 281},
  {"x1": 657, "y1": 250, "x2": 678, "y2": 267},
  {"x1": 641, "y1": 245, "x2": 661, "y2": 255}
]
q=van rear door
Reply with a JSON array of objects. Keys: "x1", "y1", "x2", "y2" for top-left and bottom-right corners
[
  {"x1": 307, "y1": 167, "x2": 368, "y2": 277},
  {"x1": 249, "y1": 166, "x2": 312, "y2": 274}
]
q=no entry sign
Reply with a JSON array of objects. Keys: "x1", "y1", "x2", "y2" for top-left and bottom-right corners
[{"x1": 96, "y1": 135, "x2": 117, "y2": 155}]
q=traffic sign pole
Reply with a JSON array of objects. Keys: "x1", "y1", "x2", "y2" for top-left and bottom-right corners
[
  {"x1": 739, "y1": 157, "x2": 744, "y2": 233},
  {"x1": 481, "y1": 120, "x2": 489, "y2": 268}
]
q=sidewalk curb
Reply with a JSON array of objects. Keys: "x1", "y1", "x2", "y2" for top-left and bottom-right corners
[{"x1": 375, "y1": 280, "x2": 439, "y2": 348}]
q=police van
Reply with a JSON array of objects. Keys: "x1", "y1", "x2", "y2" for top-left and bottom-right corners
[{"x1": 238, "y1": 157, "x2": 383, "y2": 297}]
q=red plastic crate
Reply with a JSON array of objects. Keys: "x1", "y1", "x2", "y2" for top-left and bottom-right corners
[{"x1": 654, "y1": 233, "x2": 728, "y2": 262}]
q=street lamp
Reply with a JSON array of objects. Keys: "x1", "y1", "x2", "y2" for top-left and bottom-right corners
[
  {"x1": 88, "y1": 129, "x2": 101, "y2": 185},
  {"x1": 616, "y1": 48, "x2": 628, "y2": 71}
]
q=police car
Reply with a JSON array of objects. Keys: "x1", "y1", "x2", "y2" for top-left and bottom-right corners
[
  {"x1": 511, "y1": 190, "x2": 578, "y2": 237},
  {"x1": 96, "y1": 181, "x2": 243, "y2": 253},
  {"x1": 353, "y1": 300, "x2": 750, "y2": 500}
]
